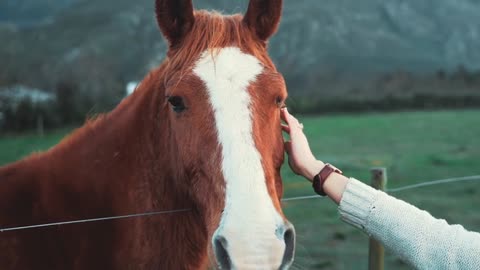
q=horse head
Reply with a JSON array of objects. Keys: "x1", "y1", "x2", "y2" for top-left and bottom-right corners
[{"x1": 153, "y1": 0, "x2": 294, "y2": 268}]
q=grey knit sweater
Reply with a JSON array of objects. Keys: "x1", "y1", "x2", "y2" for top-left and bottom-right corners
[{"x1": 339, "y1": 178, "x2": 480, "y2": 269}]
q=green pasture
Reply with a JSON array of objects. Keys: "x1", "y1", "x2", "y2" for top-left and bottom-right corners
[
  {"x1": 1, "y1": 110, "x2": 479, "y2": 269},
  {"x1": 281, "y1": 110, "x2": 480, "y2": 269}
]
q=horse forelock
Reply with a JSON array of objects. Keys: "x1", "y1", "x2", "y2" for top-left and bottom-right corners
[{"x1": 160, "y1": 11, "x2": 275, "y2": 80}]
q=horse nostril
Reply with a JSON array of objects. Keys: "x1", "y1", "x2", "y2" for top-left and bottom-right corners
[
  {"x1": 280, "y1": 224, "x2": 296, "y2": 269},
  {"x1": 213, "y1": 236, "x2": 232, "y2": 270}
]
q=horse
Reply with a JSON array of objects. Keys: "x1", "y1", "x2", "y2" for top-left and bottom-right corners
[{"x1": 0, "y1": 0, "x2": 294, "y2": 269}]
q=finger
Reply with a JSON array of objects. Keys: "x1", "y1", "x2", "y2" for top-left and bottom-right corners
[
  {"x1": 282, "y1": 108, "x2": 305, "y2": 136},
  {"x1": 280, "y1": 108, "x2": 288, "y2": 123},
  {"x1": 281, "y1": 108, "x2": 295, "y2": 125},
  {"x1": 288, "y1": 156, "x2": 300, "y2": 175},
  {"x1": 285, "y1": 108, "x2": 300, "y2": 126},
  {"x1": 288, "y1": 122, "x2": 303, "y2": 136},
  {"x1": 281, "y1": 124, "x2": 291, "y2": 134},
  {"x1": 284, "y1": 141, "x2": 292, "y2": 155}
]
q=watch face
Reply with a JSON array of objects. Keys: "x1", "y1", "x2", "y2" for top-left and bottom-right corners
[{"x1": 326, "y1": 163, "x2": 342, "y2": 174}]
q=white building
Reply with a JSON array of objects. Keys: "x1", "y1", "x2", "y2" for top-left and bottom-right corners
[{"x1": 125, "y1": 81, "x2": 139, "y2": 96}]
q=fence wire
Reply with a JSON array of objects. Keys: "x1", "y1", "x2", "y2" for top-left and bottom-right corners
[
  {"x1": 1, "y1": 175, "x2": 479, "y2": 232},
  {"x1": 282, "y1": 195, "x2": 326, "y2": 202},
  {"x1": 0, "y1": 209, "x2": 191, "y2": 233},
  {"x1": 386, "y1": 175, "x2": 480, "y2": 193},
  {"x1": 281, "y1": 174, "x2": 480, "y2": 202}
]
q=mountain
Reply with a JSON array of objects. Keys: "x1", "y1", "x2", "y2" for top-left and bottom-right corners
[
  {"x1": 270, "y1": 0, "x2": 480, "y2": 74},
  {"x1": 1, "y1": 0, "x2": 479, "y2": 100},
  {"x1": 0, "y1": 0, "x2": 75, "y2": 27}
]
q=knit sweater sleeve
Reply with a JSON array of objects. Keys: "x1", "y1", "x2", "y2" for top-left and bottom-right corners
[{"x1": 338, "y1": 178, "x2": 480, "y2": 269}]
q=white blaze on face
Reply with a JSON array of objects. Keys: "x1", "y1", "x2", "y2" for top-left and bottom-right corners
[{"x1": 193, "y1": 47, "x2": 286, "y2": 269}]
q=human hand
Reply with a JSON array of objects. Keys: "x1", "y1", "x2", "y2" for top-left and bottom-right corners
[{"x1": 281, "y1": 108, "x2": 324, "y2": 181}]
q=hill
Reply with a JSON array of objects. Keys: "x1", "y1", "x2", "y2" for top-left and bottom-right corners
[{"x1": 0, "y1": 0, "x2": 479, "y2": 122}]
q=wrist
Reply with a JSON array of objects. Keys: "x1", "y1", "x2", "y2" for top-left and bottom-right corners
[
  {"x1": 302, "y1": 160, "x2": 325, "y2": 182},
  {"x1": 323, "y1": 173, "x2": 349, "y2": 204},
  {"x1": 310, "y1": 162, "x2": 347, "y2": 202}
]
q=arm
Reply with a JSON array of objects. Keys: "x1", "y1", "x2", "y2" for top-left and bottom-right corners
[
  {"x1": 281, "y1": 108, "x2": 480, "y2": 269},
  {"x1": 340, "y1": 178, "x2": 480, "y2": 269}
]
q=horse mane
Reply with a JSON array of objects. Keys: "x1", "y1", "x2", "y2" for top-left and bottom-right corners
[{"x1": 43, "y1": 67, "x2": 162, "y2": 160}]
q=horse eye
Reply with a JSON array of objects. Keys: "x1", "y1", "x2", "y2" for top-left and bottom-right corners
[
  {"x1": 167, "y1": 96, "x2": 186, "y2": 112},
  {"x1": 275, "y1": 96, "x2": 285, "y2": 108}
]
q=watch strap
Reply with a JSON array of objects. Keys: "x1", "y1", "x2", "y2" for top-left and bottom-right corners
[{"x1": 312, "y1": 163, "x2": 342, "y2": 196}]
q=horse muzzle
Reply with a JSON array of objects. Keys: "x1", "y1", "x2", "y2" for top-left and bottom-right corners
[{"x1": 213, "y1": 221, "x2": 295, "y2": 270}]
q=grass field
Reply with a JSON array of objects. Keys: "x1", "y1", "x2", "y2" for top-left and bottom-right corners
[{"x1": 1, "y1": 110, "x2": 479, "y2": 269}]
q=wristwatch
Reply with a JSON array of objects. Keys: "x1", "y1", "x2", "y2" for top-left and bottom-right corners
[{"x1": 312, "y1": 163, "x2": 343, "y2": 196}]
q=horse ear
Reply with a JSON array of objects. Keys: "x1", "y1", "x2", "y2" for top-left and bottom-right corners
[
  {"x1": 243, "y1": 0, "x2": 283, "y2": 41},
  {"x1": 155, "y1": 0, "x2": 195, "y2": 47}
]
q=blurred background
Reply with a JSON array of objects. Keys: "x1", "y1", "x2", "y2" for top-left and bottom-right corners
[{"x1": 0, "y1": 0, "x2": 479, "y2": 269}]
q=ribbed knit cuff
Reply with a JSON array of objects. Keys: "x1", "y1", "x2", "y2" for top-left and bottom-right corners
[{"x1": 338, "y1": 178, "x2": 380, "y2": 230}]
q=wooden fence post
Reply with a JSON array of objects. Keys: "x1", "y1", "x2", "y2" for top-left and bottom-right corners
[{"x1": 368, "y1": 167, "x2": 387, "y2": 270}]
